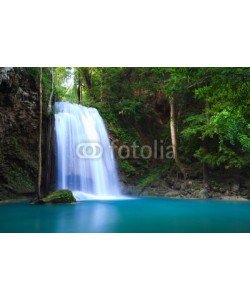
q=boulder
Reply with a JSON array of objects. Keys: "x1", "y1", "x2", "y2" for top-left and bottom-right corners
[
  {"x1": 33, "y1": 189, "x2": 76, "y2": 204},
  {"x1": 173, "y1": 182, "x2": 181, "y2": 190},
  {"x1": 198, "y1": 188, "x2": 209, "y2": 199},
  {"x1": 232, "y1": 183, "x2": 240, "y2": 193}
]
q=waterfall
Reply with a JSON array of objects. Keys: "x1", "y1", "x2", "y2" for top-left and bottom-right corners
[{"x1": 54, "y1": 101, "x2": 121, "y2": 200}]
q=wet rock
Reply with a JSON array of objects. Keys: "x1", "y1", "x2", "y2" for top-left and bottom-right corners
[
  {"x1": 122, "y1": 185, "x2": 142, "y2": 196},
  {"x1": 33, "y1": 190, "x2": 76, "y2": 204}
]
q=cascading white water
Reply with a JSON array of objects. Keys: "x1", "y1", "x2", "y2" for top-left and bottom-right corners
[{"x1": 55, "y1": 101, "x2": 121, "y2": 200}]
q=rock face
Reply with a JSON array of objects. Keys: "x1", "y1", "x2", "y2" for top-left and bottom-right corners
[
  {"x1": 0, "y1": 68, "x2": 39, "y2": 200},
  {"x1": 36, "y1": 190, "x2": 76, "y2": 204}
]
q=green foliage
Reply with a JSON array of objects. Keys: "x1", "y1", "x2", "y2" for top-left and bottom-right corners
[
  {"x1": 181, "y1": 114, "x2": 206, "y2": 139},
  {"x1": 23, "y1": 67, "x2": 40, "y2": 79},
  {"x1": 54, "y1": 67, "x2": 77, "y2": 101},
  {"x1": 43, "y1": 67, "x2": 250, "y2": 179},
  {"x1": 120, "y1": 160, "x2": 137, "y2": 175},
  {"x1": 138, "y1": 170, "x2": 161, "y2": 187},
  {"x1": 138, "y1": 163, "x2": 170, "y2": 187},
  {"x1": 167, "y1": 67, "x2": 250, "y2": 169},
  {"x1": 41, "y1": 67, "x2": 52, "y2": 106}
]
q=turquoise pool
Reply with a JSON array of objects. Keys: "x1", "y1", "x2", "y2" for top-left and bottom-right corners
[{"x1": 0, "y1": 197, "x2": 250, "y2": 233}]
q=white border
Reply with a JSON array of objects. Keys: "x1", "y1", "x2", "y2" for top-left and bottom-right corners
[
  {"x1": 0, "y1": 234, "x2": 250, "y2": 300},
  {"x1": 0, "y1": 0, "x2": 249, "y2": 66},
  {"x1": 0, "y1": 1, "x2": 250, "y2": 299}
]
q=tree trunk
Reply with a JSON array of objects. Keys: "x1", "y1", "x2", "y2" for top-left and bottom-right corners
[
  {"x1": 44, "y1": 67, "x2": 55, "y2": 194},
  {"x1": 77, "y1": 78, "x2": 82, "y2": 103},
  {"x1": 169, "y1": 97, "x2": 186, "y2": 178},
  {"x1": 82, "y1": 68, "x2": 93, "y2": 98},
  {"x1": 48, "y1": 67, "x2": 54, "y2": 113},
  {"x1": 83, "y1": 68, "x2": 92, "y2": 94},
  {"x1": 37, "y1": 67, "x2": 43, "y2": 199}
]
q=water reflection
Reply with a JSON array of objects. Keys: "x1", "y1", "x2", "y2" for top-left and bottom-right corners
[
  {"x1": 89, "y1": 202, "x2": 119, "y2": 232},
  {"x1": 51, "y1": 202, "x2": 120, "y2": 232}
]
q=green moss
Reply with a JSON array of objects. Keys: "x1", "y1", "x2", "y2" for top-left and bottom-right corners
[
  {"x1": 120, "y1": 160, "x2": 137, "y2": 174},
  {"x1": 11, "y1": 140, "x2": 38, "y2": 172},
  {"x1": 3, "y1": 165, "x2": 35, "y2": 193},
  {"x1": 41, "y1": 189, "x2": 76, "y2": 204}
]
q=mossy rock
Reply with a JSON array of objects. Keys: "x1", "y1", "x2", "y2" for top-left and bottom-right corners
[{"x1": 35, "y1": 190, "x2": 76, "y2": 204}]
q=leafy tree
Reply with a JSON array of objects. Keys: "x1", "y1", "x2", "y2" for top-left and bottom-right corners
[{"x1": 181, "y1": 68, "x2": 250, "y2": 169}]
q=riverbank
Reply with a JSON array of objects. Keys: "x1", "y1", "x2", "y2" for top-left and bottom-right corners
[{"x1": 122, "y1": 178, "x2": 250, "y2": 201}]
